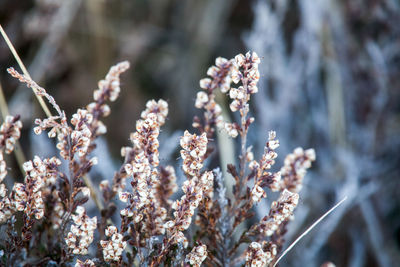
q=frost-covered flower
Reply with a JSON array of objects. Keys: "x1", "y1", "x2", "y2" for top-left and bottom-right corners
[
  {"x1": 92, "y1": 61, "x2": 130, "y2": 103},
  {"x1": 251, "y1": 185, "x2": 266, "y2": 203},
  {"x1": 140, "y1": 99, "x2": 169, "y2": 126},
  {"x1": 75, "y1": 259, "x2": 96, "y2": 267},
  {"x1": 0, "y1": 183, "x2": 12, "y2": 223},
  {"x1": 165, "y1": 172, "x2": 213, "y2": 246},
  {"x1": 0, "y1": 115, "x2": 22, "y2": 154},
  {"x1": 195, "y1": 91, "x2": 209, "y2": 109},
  {"x1": 11, "y1": 157, "x2": 50, "y2": 220},
  {"x1": 70, "y1": 110, "x2": 93, "y2": 158},
  {"x1": 185, "y1": 244, "x2": 208, "y2": 267},
  {"x1": 193, "y1": 57, "x2": 233, "y2": 137},
  {"x1": 250, "y1": 131, "x2": 281, "y2": 193},
  {"x1": 180, "y1": 131, "x2": 208, "y2": 177},
  {"x1": 100, "y1": 226, "x2": 127, "y2": 262},
  {"x1": 245, "y1": 242, "x2": 277, "y2": 267},
  {"x1": 65, "y1": 206, "x2": 97, "y2": 255},
  {"x1": 224, "y1": 122, "x2": 239, "y2": 138},
  {"x1": 257, "y1": 190, "x2": 299, "y2": 236},
  {"x1": 280, "y1": 147, "x2": 316, "y2": 193},
  {"x1": 86, "y1": 61, "x2": 130, "y2": 137}
]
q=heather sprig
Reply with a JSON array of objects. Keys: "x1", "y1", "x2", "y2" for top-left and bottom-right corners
[{"x1": 0, "y1": 52, "x2": 319, "y2": 267}]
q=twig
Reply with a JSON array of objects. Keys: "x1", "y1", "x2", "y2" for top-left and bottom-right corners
[
  {"x1": 0, "y1": 24, "x2": 53, "y2": 119},
  {"x1": 273, "y1": 196, "x2": 348, "y2": 267},
  {"x1": 0, "y1": 81, "x2": 10, "y2": 118}
]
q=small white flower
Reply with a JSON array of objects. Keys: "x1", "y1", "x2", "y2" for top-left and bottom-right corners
[
  {"x1": 81, "y1": 187, "x2": 91, "y2": 197},
  {"x1": 118, "y1": 192, "x2": 130, "y2": 203},
  {"x1": 195, "y1": 91, "x2": 209, "y2": 109},
  {"x1": 199, "y1": 78, "x2": 212, "y2": 89}
]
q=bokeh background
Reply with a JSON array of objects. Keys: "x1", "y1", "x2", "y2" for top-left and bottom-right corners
[{"x1": 1, "y1": 0, "x2": 400, "y2": 266}]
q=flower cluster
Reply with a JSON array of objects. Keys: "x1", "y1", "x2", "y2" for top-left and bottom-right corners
[
  {"x1": 117, "y1": 99, "x2": 168, "y2": 194},
  {"x1": 194, "y1": 57, "x2": 233, "y2": 136},
  {"x1": 250, "y1": 131, "x2": 280, "y2": 174},
  {"x1": 245, "y1": 242, "x2": 277, "y2": 267},
  {"x1": 180, "y1": 131, "x2": 208, "y2": 176},
  {"x1": 9, "y1": 156, "x2": 62, "y2": 231},
  {"x1": 12, "y1": 159, "x2": 47, "y2": 220},
  {"x1": 185, "y1": 244, "x2": 208, "y2": 267},
  {"x1": 280, "y1": 147, "x2": 316, "y2": 193},
  {"x1": 231, "y1": 52, "x2": 260, "y2": 91},
  {"x1": 250, "y1": 131, "x2": 281, "y2": 203},
  {"x1": 251, "y1": 184, "x2": 267, "y2": 204},
  {"x1": 255, "y1": 189, "x2": 299, "y2": 237},
  {"x1": 121, "y1": 151, "x2": 154, "y2": 212},
  {"x1": 69, "y1": 109, "x2": 93, "y2": 158},
  {"x1": 141, "y1": 99, "x2": 169, "y2": 126},
  {"x1": 75, "y1": 259, "x2": 96, "y2": 267},
  {"x1": 223, "y1": 52, "x2": 260, "y2": 138},
  {"x1": 87, "y1": 61, "x2": 130, "y2": 137},
  {"x1": 0, "y1": 115, "x2": 22, "y2": 154},
  {"x1": 131, "y1": 113, "x2": 160, "y2": 166},
  {"x1": 11, "y1": 167, "x2": 46, "y2": 240},
  {"x1": 100, "y1": 226, "x2": 127, "y2": 262},
  {"x1": 165, "y1": 171, "x2": 214, "y2": 245},
  {"x1": 23, "y1": 156, "x2": 61, "y2": 196},
  {"x1": 0, "y1": 181, "x2": 12, "y2": 223},
  {"x1": 65, "y1": 206, "x2": 97, "y2": 255},
  {"x1": 205, "y1": 57, "x2": 233, "y2": 93},
  {"x1": 93, "y1": 61, "x2": 130, "y2": 102},
  {"x1": 117, "y1": 99, "x2": 169, "y2": 241},
  {"x1": 0, "y1": 116, "x2": 22, "y2": 223}
]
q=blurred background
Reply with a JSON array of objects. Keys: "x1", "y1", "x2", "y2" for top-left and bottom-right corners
[{"x1": 0, "y1": 0, "x2": 399, "y2": 266}]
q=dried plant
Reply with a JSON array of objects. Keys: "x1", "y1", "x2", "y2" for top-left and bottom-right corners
[{"x1": 0, "y1": 52, "x2": 321, "y2": 267}]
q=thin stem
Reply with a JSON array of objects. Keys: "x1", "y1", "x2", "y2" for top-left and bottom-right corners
[
  {"x1": 231, "y1": 66, "x2": 250, "y2": 210},
  {"x1": 0, "y1": 24, "x2": 53, "y2": 119},
  {"x1": 272, "y1": 196, "x2": 348, "y2": 267},
  {"x1": 239, "y1": 120, "x2": 248, "y2": 179},
  {"x1": 0, "y1": 81, "x2": 10, "y2": 118},
  {"x1": 238, "y1": 64, "x2": 250, "y2": 191}
]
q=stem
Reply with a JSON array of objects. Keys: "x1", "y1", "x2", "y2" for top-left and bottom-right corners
[
  {"x1": 0, "y1": 24, "x2": 53, "y2": 119},
  {"x1": 239, "y1": 121, "x2": 248, "y2": 180},
  {"x1": 227, "y1": 63, "x2": 252, "y2": 262},
  {"x1": 231, "y1": 65, "x2": 250, "y2": 210},
  {"x1": 60, "y1": 135, "x2": 74, "y2": 237},
  {"x1": 238, "y1": 64, "x2": 250, "y2": 182},
  {"x1": 272, "y1": 196, "x2": 348, "y2": 267}
]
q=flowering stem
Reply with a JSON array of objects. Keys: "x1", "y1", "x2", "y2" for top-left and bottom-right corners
[
  {"x1": 0, "y1": 24, "x2": 53, "y2": 119},
  {"x1": 238, "y1": 64, "x2": 250, "y2": 187},
  {"x1": 0, "y1": 81, "x2": 26, "y2": 174}
]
